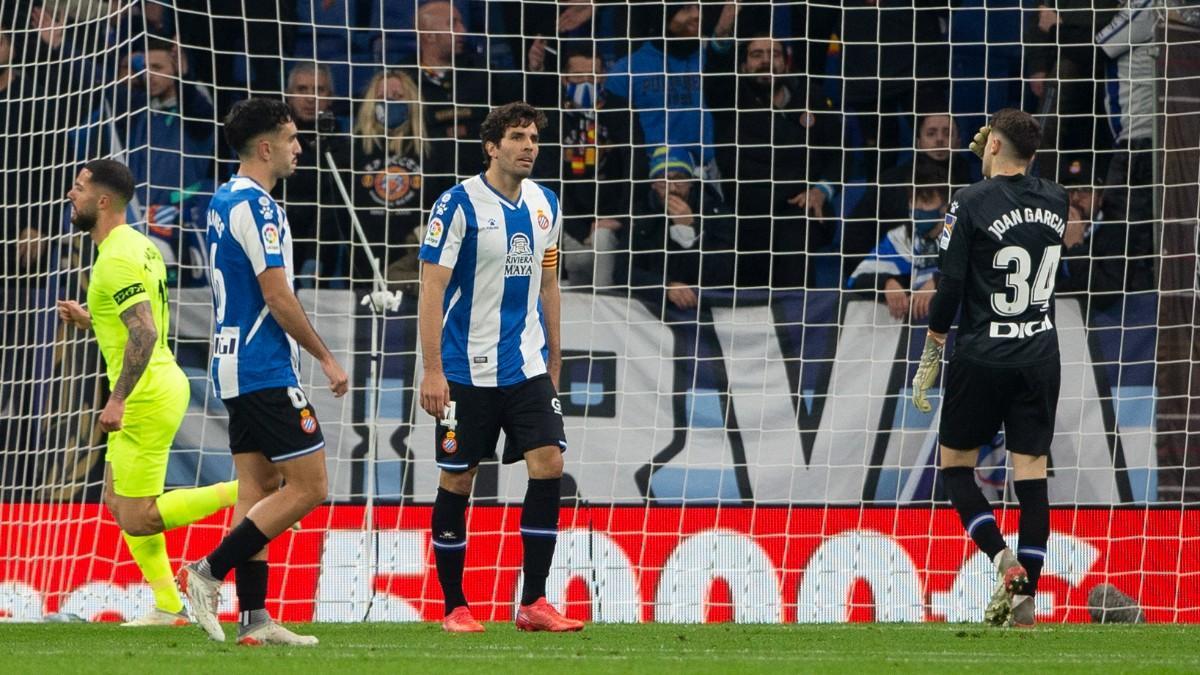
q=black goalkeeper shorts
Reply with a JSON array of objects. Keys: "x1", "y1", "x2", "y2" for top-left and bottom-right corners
[{"x1": 939, "y1": 357, "x2": 1060, "y2": 457}]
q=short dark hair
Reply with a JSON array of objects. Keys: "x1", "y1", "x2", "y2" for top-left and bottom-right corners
[
  {"x1": 913, "y1": 158, "x2": 949, "y2": 204},
  {"x1": 480, "y1": 101, "x2": 547, "y2": 167},
  {"x1": 738, "y1": 33, "x2": 783, "y2": 67},
  {"x1": 560, "y1": 41, "x2": 594, "y2": 67},
  {"x1": 989, "y1": 108, "x2": 1041, "y2": 161},
  {"x1": 144, "y1": 36, "x2": 176, "y2": 55},
  {"x1": 83, "y1": 159, "x2": 135, "y2": 207},
  {"x1": 224, "y1": 98, "x2": 293, "y2": 158}
]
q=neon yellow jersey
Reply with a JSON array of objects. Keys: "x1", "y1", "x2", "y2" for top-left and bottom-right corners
[{"x1": 87, "y1": 224, "x2": 180, "y2": 400}]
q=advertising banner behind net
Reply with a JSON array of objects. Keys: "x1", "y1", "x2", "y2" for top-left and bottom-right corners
[{"x1": 1, "y1": 504, "x2": 1196, "y2": 624}]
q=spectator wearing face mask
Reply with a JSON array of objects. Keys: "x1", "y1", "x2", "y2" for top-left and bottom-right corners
[
  {"x1": 844, "y1": 111, "x2": 973, "y2": 281},
  {"x1": 531, "y1": 45, "x2": 631, "y2": 289},
  {"x1": 847, "y1": 162, "x2": 950, "y2": 322},
  {"x1": 332, "y1": 69, "x2": 426, "y2": 292}
]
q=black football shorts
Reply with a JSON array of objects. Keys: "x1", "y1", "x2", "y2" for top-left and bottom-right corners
[
  {"x1": 224, "y1": 386, "x2": 325, "y2": 462},
  {"x1": 435, "y1": 375, "x2": 566, "y2": 472},
  {"x1": 938, "y1": 357, "x2": 1060, "y2": 457}
]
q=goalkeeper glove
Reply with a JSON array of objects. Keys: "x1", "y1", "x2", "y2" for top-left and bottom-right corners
[
  {"x1": 912, "y1": 333, "x2": 945, "y2": 413},
  {"x1": 969, "y1": 125, "x2": 991, "y2": 158}
]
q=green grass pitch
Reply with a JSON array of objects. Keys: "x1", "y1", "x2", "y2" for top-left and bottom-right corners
[{"x1": 5, "y1": 622, "x2": 1199, "y2": 674}]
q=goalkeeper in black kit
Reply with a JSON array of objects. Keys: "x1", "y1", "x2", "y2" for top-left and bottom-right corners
[{"x1": 911, "y1": 109, "x2": 1068, "y2": 628}]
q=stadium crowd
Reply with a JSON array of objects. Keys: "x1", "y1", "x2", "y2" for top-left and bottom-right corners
[{"x1": 0, "y1": 0, "x2": 1164, "y2": 317}]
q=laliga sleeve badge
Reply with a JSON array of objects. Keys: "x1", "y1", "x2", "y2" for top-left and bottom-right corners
[
  {"x1": 441, "y1": 430, "x2": 458, "y2": 454},
  {"x1": 300, "y1": 409, "x2": 319, "y2": 434}
]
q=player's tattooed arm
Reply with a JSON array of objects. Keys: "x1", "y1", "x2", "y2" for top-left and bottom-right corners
[{"x1": 111, "y1": 300, "x2": 158, "y2": 401}]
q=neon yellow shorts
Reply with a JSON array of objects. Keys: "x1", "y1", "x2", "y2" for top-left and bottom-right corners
[{"x1": 106, "y1": 367, "x2": 190, "y2": 498}]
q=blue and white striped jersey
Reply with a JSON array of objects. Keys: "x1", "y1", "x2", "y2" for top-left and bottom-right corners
[
  {"x1": 419, "y1": 174, "x2": 562, "y2": 387},
  {"x1": 206, "y1": 175, "x2": 300, "y2": 399}
]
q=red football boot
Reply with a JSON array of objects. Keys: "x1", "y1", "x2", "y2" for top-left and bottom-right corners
[
  {"x1": 442, "y1": 606, "x2": 485, "y2": 633},
  {"x1": 514, "y1": 598, "x2": 584, "y2": 632}
]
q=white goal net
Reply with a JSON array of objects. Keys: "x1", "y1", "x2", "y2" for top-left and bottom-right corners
[{"x1": 1, "y1": 0, "x2": 1199, "y2": 625}]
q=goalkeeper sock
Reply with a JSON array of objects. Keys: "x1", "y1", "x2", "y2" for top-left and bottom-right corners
[
  {"x1": 1014, "y1": 478, "x2": 1050, "y2": 594},
  {"x1": 122, "y1": 532, "x2": 184, "y2": 614},
  {"x1": 519, "y1": 478, "x2": 561, "y2": 606},
  {"x1": 156, "y1": 480, "x2": 238, "y2": 531},
  {"x1": 942, "y1": 466, "x2": 1007, "y2": 560},
  {"x1": 206, "y1": 518, "x2": 270, "y2": 580},
  {"x1": 432, "y1": 487, "x2": 469, "y2": 614},
  {"x1": 236, "y1": 559, "x2": 269, "y2": 627}
]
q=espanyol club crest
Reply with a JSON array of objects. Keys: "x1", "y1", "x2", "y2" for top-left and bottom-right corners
[
  {"x1": 536, "y1": 209, "x2": 550, "y2": 230},
  {"x1": 300, "y1": 409, "x2": 318, "y2": 434},
  {"x1": 441, "y1": 430, "x2": 458, "y2": 454}
]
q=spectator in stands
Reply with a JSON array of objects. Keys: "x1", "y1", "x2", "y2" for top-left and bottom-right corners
[
  {"x1": 0, "y1": 30, "x2": 40, "y2": 277},
  {"x1": 847, "y1": 162, "x2": 949, "y2": 322},
  {"x1": 334, "y1": 69, "x2": 426, "y2": 293},
  {"x1": 101, "y1": 37, "x2": 216, "y2": 287},
  {"x1": 720, "y1": 35, "x2": 840, "y2": 289},
  {"x1": 175, "y1": 1, "x2": 294, "y2": 114},
  {"x1": 8, "y1": 2, "x2": 93, "y2": 275},
  {"x1": 838, "y1": 0, "x2": 950, "y2": 179},
  {"x1": 416, "y1": 0, "x2": 517, "y2": 204},
  {"x1": 1025, "y1": 1, "x2": 1118, "y2": 154},
  {"x1": 629, "y1": 147, "x2": 735, "y2": 311},
  {"x1": 603, "y1": 3, "x2": 738, "y2": 177},
  {"x1": 533, "y1": 45, "x2": 631, "y2": 289},
  {"x1": 1056, "y1": 154, "x2": 1124, "y2": 309},
  {"x1": 368, "y1": 0, "x2": 473, "y2": 69},
  {"x1": 1057, "y1": 155, "x2": 1099, "y2": 298},
  {"x1": 1096, "y1": 2, "x2": 1155, "y2": 292},
  {"x1": 283, "y1": 63, "x2": 348, "y2": 288},
  {"x1": 844, "y1": 112, "x2": 972, "y2": 282}
]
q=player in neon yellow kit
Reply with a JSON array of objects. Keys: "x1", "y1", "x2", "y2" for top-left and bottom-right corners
[{"x1": 58, "y1": 160, "x2": 238, "y2": 626}]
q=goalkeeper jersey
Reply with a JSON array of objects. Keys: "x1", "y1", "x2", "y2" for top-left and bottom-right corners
[
  {"x1": 939, "y1": 173, "x2": 1068, "y2": 367},
  {"x1": 87, "y1": 224, "x2": 181, "y2": 401},
  {"x1": 206, "y1": 174, "x2": 299, "y2": 399},
  {"x1": 418, "y1": 174, "x2": 561, "y2": 387}
]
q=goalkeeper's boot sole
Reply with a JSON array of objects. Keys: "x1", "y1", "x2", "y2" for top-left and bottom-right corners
[
  {"x1": 177, "y1": 563, "x2": 225, "y2": 642},
  {"x1": 121, "y1": 608, "x2": 190, "y2": 627},
  {"x1": 985, "y1": 548, "x2": 1028, "y2": 626},
  {"x1": 237, "y1": 621, "x2": 319, "y2": 646},
  {"x1": 1010, "y1": 595, "x2": 1036, "y2": 628},
  {"x1": 984, "y1": 580, "x2": 1012, "y2": 626}
]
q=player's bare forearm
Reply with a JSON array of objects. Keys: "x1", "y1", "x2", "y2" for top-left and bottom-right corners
[
  {"x1": 259, "y1": 268, "x2": 334, "y2": 363},
  {"x1": 110, "y1": 301, "x2": 156, "y2": 401},
  {"x1": 418, "y1": 262, "x2": 450, "y2": 375},
  {"x1": 540, "y1": 270, "x2": 562, "y2": 387},
  {"x1": 417, "y1": 262, "x2": 452, "y2": 418}
]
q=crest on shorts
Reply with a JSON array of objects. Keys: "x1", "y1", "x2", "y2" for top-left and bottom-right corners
[
  {"x1": 441, "y1": 430, "x2": 458, "y2": 454},
  {"x1": 300, "y1": 408, "x2": 318, "y2": 434}
]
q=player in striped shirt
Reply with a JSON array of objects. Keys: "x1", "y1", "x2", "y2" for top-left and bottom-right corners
[
  {"x1": 418, "y1": 102, "x2": 581, "y2": 633},
  {"x1": 59, "y1": 159, "x2": 238, "y2": 627},
  {"x1": 179, "y1": 99, "x2": 348, "y2": 646}
]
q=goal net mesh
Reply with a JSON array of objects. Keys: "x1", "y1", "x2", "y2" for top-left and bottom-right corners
[{"x1": 1, "y1": 0, "x2": 1198, "y2": 624}]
